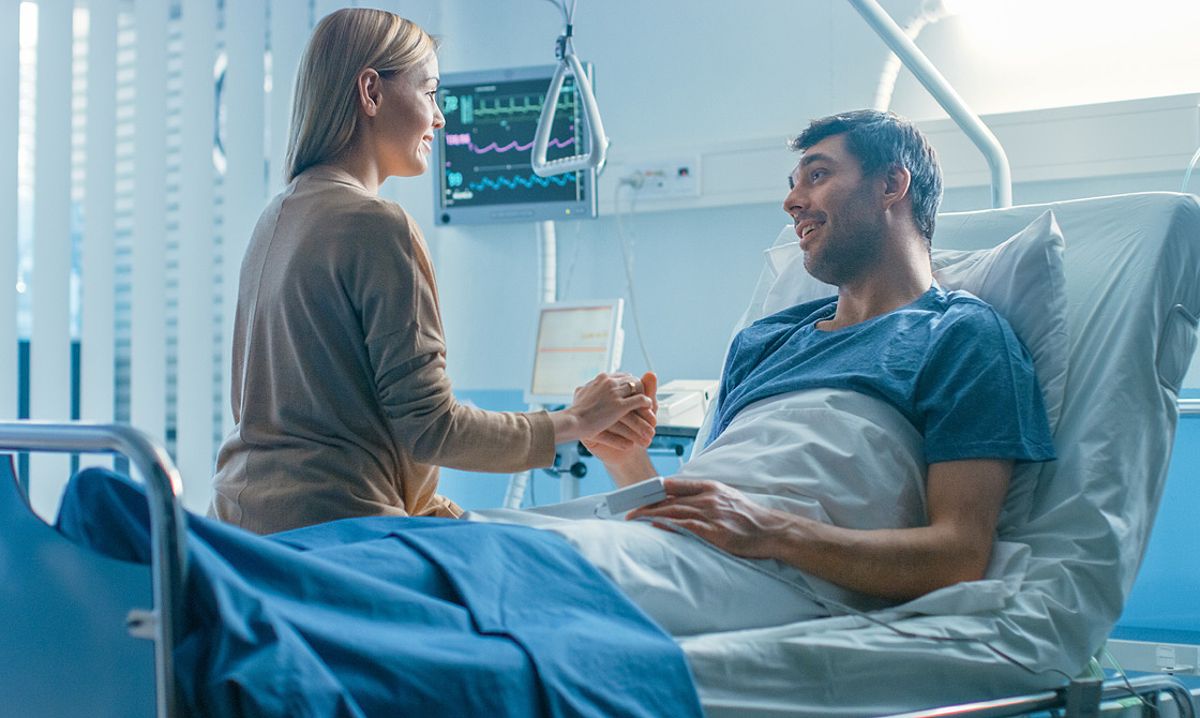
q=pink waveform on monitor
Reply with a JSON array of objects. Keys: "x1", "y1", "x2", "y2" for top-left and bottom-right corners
[{"x1": 444, "y1": 132, "x2": 575, "y2": 154}]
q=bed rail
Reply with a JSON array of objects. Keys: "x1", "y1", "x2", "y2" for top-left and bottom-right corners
[
  {"x1": 0, "y1": 421, "x2": 185, "y2": 718},
  {"x1": 881, "y1": 674, "x2": 1196, "y2": 717},
  {"x1": 1180, "y1": 398, "x2": 1200, "y2": 415}
]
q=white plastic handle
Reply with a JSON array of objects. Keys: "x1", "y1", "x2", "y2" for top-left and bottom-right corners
[{"x1": 531, "y1": 52, "x2": 608, "y2": 178}]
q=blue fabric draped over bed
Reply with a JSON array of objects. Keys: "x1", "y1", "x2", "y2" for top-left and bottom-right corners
[{"x1": 55, "y1": 468, "x2": 701, "y2": 717}]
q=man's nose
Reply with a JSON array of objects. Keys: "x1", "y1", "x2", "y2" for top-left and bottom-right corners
[{"x1": 783, "y1": 184, "x2": 804, "y2": 216}]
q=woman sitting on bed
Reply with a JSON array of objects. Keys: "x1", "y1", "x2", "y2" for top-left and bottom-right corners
[{"x1": 209, "y1": 8, "x2": 656, "y2": 535}]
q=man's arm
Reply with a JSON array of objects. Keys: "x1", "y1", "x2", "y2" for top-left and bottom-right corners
[{"x1": 629, "y1": 458, "x2": 1012, "y2": 602}]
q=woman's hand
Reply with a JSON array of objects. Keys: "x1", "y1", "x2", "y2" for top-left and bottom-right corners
[
  {"x1": 579, "y1": 373, "x2": 660, "y2": 485},
  {"x1": 549, "y1": 372, "x2": 656, "y2": 449}
]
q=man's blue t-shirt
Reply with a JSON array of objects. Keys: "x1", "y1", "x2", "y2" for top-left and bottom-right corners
[{"x1": 709, "y1": 285, "x2": 1056, "y2": 465}]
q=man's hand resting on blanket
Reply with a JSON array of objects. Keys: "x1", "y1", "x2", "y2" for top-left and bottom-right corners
[
  {"x1": 582, "y1": 372, "x2": 660, "y2": 487},
  {"x1": 626, "y1": 479, "x2": 788, "y2": 559},
  {"x1": 627, "y1": 459, "x2": 1012, "y2": 602}
]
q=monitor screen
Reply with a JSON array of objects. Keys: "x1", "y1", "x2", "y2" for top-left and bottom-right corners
[
  {"x1": 432, "y1": 64, "x2": 598, "y2": 225},
  {"x1": 527, "y1": 300, "x2": 624, "y2": 406}
]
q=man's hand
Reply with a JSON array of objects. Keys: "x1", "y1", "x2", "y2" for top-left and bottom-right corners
[
  {"x1": 627, "y1": 478, "x2": 793, "y2": 559},
  {"x1": 629, "y1": 459, "x2": 1013, "y2": 602},
  {"x1": 581, "y1": 372, "x2": 659, "y2": 486}
]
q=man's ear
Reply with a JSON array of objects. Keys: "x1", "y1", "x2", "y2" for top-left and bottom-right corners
[
  {"x1": 356, "y1": 68, "x2": 383, "y2": 117},
  {"x1": 881, "y1": 165, "x2": 912, "y2": 211}
]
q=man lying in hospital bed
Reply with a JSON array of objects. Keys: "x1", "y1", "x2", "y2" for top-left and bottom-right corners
[{"x1": 472, "y1": 109, "x2": 1058, "y2": 637}]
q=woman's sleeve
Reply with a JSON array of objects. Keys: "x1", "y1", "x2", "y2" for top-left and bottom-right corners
[{"x1": 346, "y1": 203, "x2": 555, "y2": 472}]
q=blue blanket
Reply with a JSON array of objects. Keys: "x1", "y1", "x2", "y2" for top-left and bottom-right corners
[{"x1": 56, "y1": 469, "x2": 701, "y2": 717}]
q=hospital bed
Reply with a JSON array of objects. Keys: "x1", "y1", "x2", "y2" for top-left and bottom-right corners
[
  {"x1": 0, "y1": 192, "x2": 1198, "y2": 717},
  {"x1": 674, "y1": 191, "x2": 1200, "y2": 716}
]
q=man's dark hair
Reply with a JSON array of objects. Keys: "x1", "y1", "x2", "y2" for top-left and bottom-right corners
[{"x1": 790, "y1": 110, "x2": 943, "y2": 244}]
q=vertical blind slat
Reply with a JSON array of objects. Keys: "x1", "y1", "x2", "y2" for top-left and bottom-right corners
[
  {"x1": 29, "y1": 0, "x2": 74, "y2": 516},
  {"x1": 220, "y1": 0, "x2": 267, "y2": 436},
  {"x1": 130, "y1": 0, "x2": 167, "y2": 442},
  {"x1": 312, "y1": 0, "x2": 346, "y2": 25},
  {"x1": 176, "y1": 0, "x2": 217, "y2": 509},
  {"x1": 268, "y1": 0, "x2": 308, "y2": 195},
  {"x1": 0, "y1": 0, "x2": 19, "y2": 419},
  {"x1": 82, "y1": 0, "x2": 117, "y2": 427}
]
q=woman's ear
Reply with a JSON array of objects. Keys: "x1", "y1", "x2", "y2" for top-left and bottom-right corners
[{"x1": 356, "y1": 68, "x2": 383, "y2": 117}]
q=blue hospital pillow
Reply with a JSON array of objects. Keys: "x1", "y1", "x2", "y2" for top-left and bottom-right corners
[{"x1": 760, "y1": 210, "x2": 1068, "y2": 434}]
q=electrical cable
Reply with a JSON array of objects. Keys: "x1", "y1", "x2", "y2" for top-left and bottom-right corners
[
  {"x1": 1101, "y1": 647, "x2": 1160, "y2": 715},
  {"x1": 614, "y1": 181, "x2": 656, "y2": 374},
  {"x1": 560, "y1": 216, "x2": 585, "y2": 299}
]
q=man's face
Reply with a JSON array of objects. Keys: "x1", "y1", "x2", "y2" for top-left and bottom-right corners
[{"x1": 782, "y1": 134, "x2": 886, "y2": 286}]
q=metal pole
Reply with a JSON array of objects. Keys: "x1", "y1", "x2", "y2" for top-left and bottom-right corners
[
  {"x1": 0, "y1": 421, "x2": 186, "y2": 718},
  {"x1": 535, "y1": 220, "x2": 582, "y2": 501},
  {"x1": 846, "y1": 0, "x2": 1013, "y2": 208}
]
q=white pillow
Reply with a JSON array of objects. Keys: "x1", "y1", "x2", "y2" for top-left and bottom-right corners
[{"x1": 757, "y1": 210, "x2": 1068, "y2": 432}]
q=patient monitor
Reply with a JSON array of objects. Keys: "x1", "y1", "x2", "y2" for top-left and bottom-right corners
[{"x1": 526, "y1": 299, "x2": 624, "y2": 406}]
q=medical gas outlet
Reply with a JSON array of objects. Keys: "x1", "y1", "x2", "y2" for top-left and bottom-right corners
[{"x1": 626, "y1": 157, "x2": 701, "y2": 198}]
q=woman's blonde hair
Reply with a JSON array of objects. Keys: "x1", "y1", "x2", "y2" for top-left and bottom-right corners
[{"x1": 284, "y1": 8, "x2": 437, "y2": 182}]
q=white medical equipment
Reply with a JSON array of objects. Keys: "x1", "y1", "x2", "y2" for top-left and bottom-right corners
[
  {"x1": 603, "y1": 476, "x2": 667, "y2": 516},
  {"x1": 654, "y1": 379, "x2": 718, "y2": 433},
  {"x1": 530, "y1": 0, "x2": 608, "y2": 178},
  {"x1": 524, "y1": 299, "x2": 625, "y2": 406}
]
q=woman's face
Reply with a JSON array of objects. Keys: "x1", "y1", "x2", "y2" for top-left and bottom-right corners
[{"x1": 375, "y1": 52, "x2": 444, "y2": 178}]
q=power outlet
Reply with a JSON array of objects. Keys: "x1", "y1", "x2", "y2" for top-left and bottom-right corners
[{"x1": 629, "y1": 157, "x2": 701, "y2": 198}]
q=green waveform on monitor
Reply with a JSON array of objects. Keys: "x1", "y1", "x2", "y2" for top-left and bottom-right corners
[{"x1": 471, "y1": 94, "x2": 577, "y2": 118}]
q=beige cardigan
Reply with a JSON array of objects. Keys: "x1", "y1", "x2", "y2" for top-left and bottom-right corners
[{"x1": 209, "y1": 165, "x2": 555, "y2": 534}]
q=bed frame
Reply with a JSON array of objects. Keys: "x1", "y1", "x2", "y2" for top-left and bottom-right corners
[
  {"x1": 0, "y1": 423, "x2": 185, "y2": 718},
  {"x1": 1, "y1": 424, "x2": 1196, "y2": 717}
]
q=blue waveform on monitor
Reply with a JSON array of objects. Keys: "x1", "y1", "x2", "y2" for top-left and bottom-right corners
[{"x1": 469, "y1": 173, "x2": 573, "y2": 191}]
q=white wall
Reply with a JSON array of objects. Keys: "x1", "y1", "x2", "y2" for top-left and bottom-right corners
[{"x1": 889, "y1": 0, "x2": 1200, "y2": 121}]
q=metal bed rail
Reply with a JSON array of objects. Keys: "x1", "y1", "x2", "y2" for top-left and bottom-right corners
[
  {"x1": 1180, "y1": 398, "x2": 1200, "y2": 415},
  {"x1": 883, "y1": 675, "x2": 1197, "y2": 718},
  {"x1": 0, "y1": 421, "x2": 185, "y2": 718}
]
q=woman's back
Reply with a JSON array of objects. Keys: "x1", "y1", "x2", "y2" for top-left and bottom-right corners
[{"x1": 211, "y1": 165, "x2": 553, "y2": 533}]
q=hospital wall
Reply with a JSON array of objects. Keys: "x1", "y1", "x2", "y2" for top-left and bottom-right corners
[{"x1": 394, "y1": 0, "x2": 1200, "y2": 509}]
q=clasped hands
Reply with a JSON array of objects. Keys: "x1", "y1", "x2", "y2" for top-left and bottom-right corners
[{"x1": 569, "y1": 371, "x2": 659, "y2": 453}]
